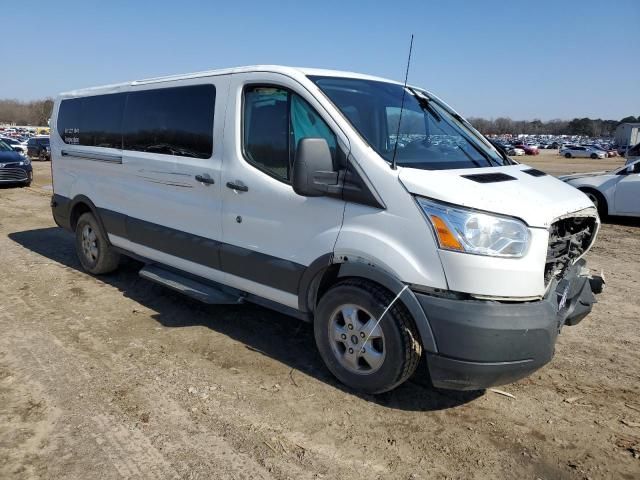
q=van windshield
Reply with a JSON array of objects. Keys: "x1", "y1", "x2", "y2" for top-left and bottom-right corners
[{"x1": 309, "y1": 76, "x2": 508, "y2": 170}]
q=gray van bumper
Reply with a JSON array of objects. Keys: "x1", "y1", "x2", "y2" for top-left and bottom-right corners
[{"x1": 415, "y1": 260, "x2": 602, "y2": 390}]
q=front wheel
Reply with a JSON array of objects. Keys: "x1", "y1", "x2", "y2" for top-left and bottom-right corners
[
  {"x1": 75, "y1": 212, "x2": 121, "y2": 274},
  {"x1": 580, "y1": 188, "x2": 607, "y2": 218},
  {"x1": 590, "y1": 153, "x2": 598, "y2": 159},
  {"x1": 564, "y1": 152, "x2": 572, "y2": 158},
  {"x1": 314, "y1": 279, "x2": 422, "y2": 394}
]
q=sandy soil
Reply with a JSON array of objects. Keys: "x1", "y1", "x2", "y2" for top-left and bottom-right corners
[{"x1": 0, "y1": 154, "x2": 639, "y2": 479}]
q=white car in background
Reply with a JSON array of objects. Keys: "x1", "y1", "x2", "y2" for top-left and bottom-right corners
[
  {"x1": 559, "y1": 145, "x2": 606, "y2": 159},
  {"x1": 560, "y1": 159, "x2": 640, "y2": 217},
  {"x1": 0, "y1": 136, "x2": 27, "y2": 156}
]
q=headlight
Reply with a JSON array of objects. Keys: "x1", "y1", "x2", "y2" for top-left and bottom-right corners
[
  {"x1": 19, "y1": 157, "x2": 31, "y2": 166},
  {"x1": 416, "y1": 197, "x2": 530, "y2": 257}
]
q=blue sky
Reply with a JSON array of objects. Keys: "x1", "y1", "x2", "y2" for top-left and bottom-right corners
[{"x1": 2, "y1": 0, "x2": 638, "y2": 120}]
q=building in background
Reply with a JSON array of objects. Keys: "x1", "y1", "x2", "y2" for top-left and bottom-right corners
[{"x1": 615, "y1": 122, "x2": 640, "y2": 148}]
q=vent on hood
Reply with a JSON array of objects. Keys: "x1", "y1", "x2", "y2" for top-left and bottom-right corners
[
  {"x1": 523, "y1": 168, "x2": 547, "y2": 177},
  {"x1": 461, "y1": 173, "x2": 517, "y2": 183}
]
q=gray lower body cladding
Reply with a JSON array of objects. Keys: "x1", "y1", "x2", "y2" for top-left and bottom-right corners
[
  {"x1": 51, "y1": 194, "x2": 306, "y2": 295},
  {"x1": 415, "y1": 259, "x2": 598, "y2": 390}
]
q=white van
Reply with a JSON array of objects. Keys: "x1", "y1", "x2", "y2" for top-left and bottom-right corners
[{"x1": 50, "y1": 66, "x2": 604, "y2": 393}]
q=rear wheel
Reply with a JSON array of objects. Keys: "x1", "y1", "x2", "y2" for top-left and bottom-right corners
[
  {"x1": 314, "y1": 279, "x2": 422, "y2": 394},
  {"x1": 75, "y1": 212, "x2": 120, "y2": 274},
  {"x1": 564, "y1": 152, "x2": 572, "y2": 158},
  {"x1": 580, "y1": 188, "x2": 607, "y2": 218}
]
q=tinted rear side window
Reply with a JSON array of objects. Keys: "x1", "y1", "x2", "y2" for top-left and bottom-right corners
[
  {"x1": 81, "y1": 94, "x2": 125, "y2": 148},
  {"x1": 122, "y1": 85, "x2": 215, "y2": 159},
  {"x1": 57, "y1": 98, "x2": 82, "y2": 144},
  {"x1": 57, "y1": 94, "x2": 124, "y2": 148}
]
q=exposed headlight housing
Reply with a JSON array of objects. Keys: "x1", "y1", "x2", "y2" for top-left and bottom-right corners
[
  {"x1": 19, "y1": 157, "x2": 31, "y2": 166},
  {"x1": 416, "y1": 197, "x2": 530, "y2": 258}
]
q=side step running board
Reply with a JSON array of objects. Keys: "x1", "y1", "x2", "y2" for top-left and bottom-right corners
[{"x1": 139, "y1": 265, "x2": 242, "y2": 305}]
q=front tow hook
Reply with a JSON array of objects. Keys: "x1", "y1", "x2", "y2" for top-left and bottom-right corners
[{"x1": 589, "y1": 272, "x2": 606, "y2": 295}]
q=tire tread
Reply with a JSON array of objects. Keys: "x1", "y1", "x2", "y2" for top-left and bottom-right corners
[
  {"x1": 76, "y1": 212, "x2": 120, "y2": 275},
  {"x1": 327, "y1": 278, "x2": 422, "y2": 393}
]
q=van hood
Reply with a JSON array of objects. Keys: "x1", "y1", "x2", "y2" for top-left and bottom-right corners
[{"x1": 398, "y1": 164, "x2": 595, "y2": 228}]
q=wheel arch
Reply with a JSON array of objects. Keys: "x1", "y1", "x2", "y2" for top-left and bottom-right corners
[
  {"x1": 577, "y1": 186, "x2": 609, "y2": 216},
  {"x1": 300, "y1": 260, "x2": 438, "y2": 353},
  {"x1": 69, "y1": 195, "x2": 112, "y2": 245}
]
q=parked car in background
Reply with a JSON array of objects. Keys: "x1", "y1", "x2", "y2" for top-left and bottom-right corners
[
  {"x1": 40, "y1": 145, "x2": 51, "y2": 161},
  {"x1": 506, "y1": 145, "x2": 525, "y2": 156},
  {"x1": 559, "y1": 145, "x2": 606, "y2": 159},
  {"x1": 26, "y1": 136, "x2": 50, "y2": 160},
  {"x1": 561, "y1": 159, "x2": 640, "y2": 217},
  {"x1": 624, "y1": 143, "x2": 640, "y2": 165},
  {"x1": 616, "y1": 145, "x2": 629, "y2": 156},
  {"x1": 0, "y1": 139, "x2": 32, "y2": 186},
  {"x1": 515, "y1": 144, "x2": 539, "y2": 155},
  {"x1": 582, "y1": 144, "x2": 616, "y2": 158},
  {"x1": 487, "y1": 139, "x2": 523, "y2": 157},
  {"x1": 0, "y1": 136, "x2": 27, "y2": 155}
]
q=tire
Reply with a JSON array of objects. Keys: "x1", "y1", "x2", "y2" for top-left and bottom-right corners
[
  {"x1": 580, "y1": 188, "x2": 607, "y2": 218},
  {"x1": 75, "y1": 212, "x2": 121, "y2": 274},
  {"x1": 590, "y1": 153, "x2": 598, "y2": 159},
  {"x1": 314, "y1": 279, "x2": 422, "y2": 394},
  {"x1": 564, "y1": 153, "x2": 572, "y2": 158}
]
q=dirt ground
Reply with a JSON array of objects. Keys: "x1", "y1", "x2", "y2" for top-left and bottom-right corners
[{"x1": 1, "y1": 151, "x2": 639, "y2": 480}]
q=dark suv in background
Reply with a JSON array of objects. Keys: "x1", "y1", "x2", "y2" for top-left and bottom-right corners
[
  {"x1": 0, "y1": 139, "x2": 32, "y2": 186},
  {"x1": 26, "y1": 136, "x2": 50, "y2": 160}
]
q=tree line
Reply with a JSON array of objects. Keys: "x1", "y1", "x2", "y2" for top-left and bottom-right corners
[
  {"x1": 467, "y1": 116, "x2": 639, "y2": 137},
  {"x1": 0, "y1": 99, "x2": 54, "y2": 127}
]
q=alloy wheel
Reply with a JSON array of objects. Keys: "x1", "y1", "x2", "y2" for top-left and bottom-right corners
[
  {"x1": 81, "y1": 224, "x2": 99, "y2": 263},
  {"x1": 328, "y1": 304, "x2": 386, "y2": 375}
]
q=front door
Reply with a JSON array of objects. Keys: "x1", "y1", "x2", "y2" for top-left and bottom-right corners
[{"x1": 220, "y1": 72, "x2": 348, "y2": 308}]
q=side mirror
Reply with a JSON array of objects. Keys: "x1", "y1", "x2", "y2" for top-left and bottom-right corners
[{"x1": 291, "y1": 138, "x2": 339, "y2": 197}]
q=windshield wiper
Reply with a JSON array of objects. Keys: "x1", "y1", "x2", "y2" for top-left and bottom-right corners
[
  {"x1": 407, "y1": 87, "x2": 441, "y2": 122},
  {"x1": 408, "y1": 88, "x2": 499, "y2": 167}
]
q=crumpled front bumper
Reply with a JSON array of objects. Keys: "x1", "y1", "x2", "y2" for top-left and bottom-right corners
[{"x1": 415, "y1": 259, "x2": 603, "y2": 390}]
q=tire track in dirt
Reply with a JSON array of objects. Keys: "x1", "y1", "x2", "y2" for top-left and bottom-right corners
[{"x1": 0, "y1": 279, "x2": 276, "y2": 480}]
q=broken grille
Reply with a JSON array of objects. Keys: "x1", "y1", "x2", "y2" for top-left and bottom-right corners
[{"x1": 545, "y1": 215, "x2": 597, "y2": 285}]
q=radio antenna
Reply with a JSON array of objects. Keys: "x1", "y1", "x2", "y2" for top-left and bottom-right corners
[{"x1": 391, "y1": 34, "x2": 414, "y2": 170}]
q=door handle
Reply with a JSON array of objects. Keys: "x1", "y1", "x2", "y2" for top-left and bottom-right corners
[
  {"x1": 195, "y1": 174, "x2": 215, "y2": 185},
  {"x1": 226, "y1": 181, "x2": 249, "y2": 192}
]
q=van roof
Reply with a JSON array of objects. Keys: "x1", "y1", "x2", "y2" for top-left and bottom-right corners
[{"x1": 59, "y1": 65, "x2": 403, "y2": 98}]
